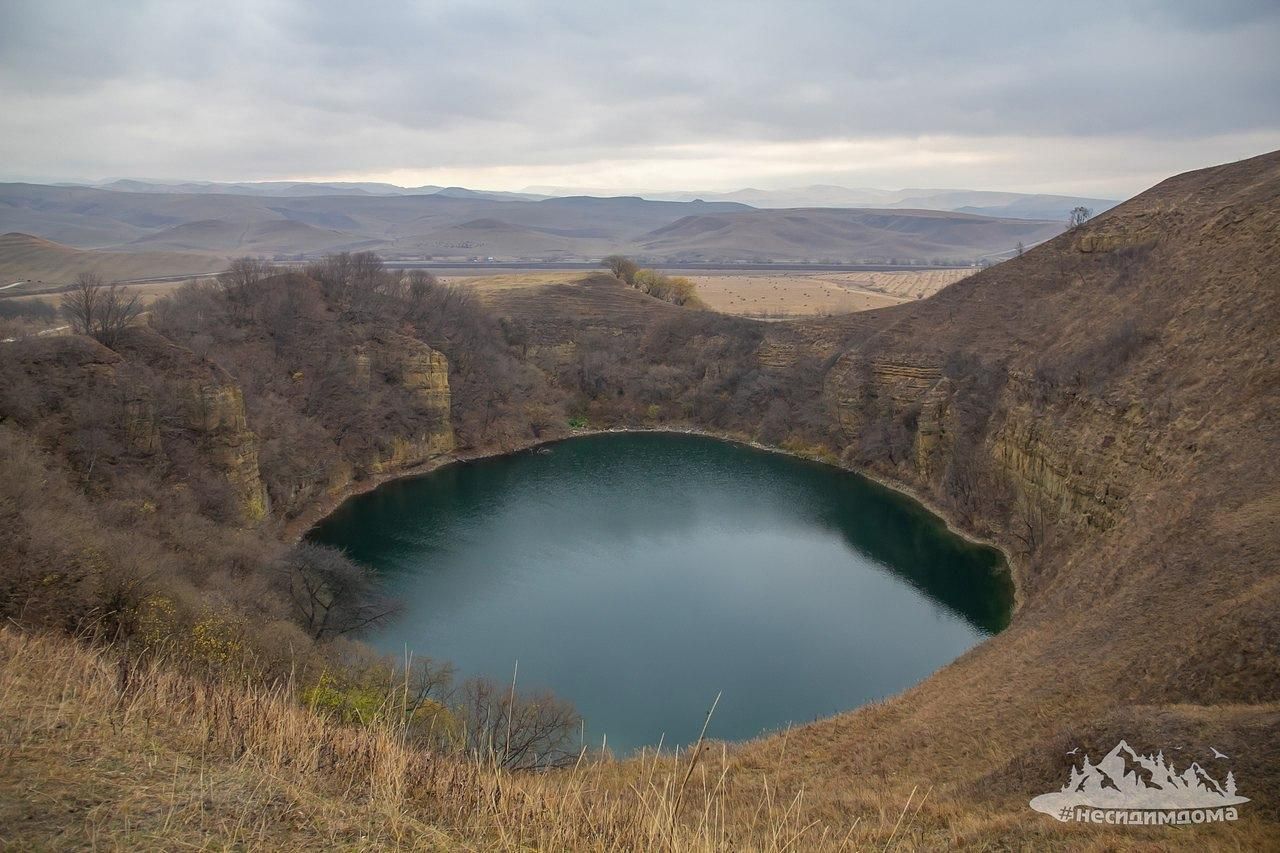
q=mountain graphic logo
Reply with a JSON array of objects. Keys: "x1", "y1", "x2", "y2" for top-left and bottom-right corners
[{"x1": 1030, "y1": 740, "x2": 1249, "y2": 823}]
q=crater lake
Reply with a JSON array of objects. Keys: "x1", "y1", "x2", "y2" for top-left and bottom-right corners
[{"x1": 308, "y1": 432, "x2": 1013, "y2": 753}]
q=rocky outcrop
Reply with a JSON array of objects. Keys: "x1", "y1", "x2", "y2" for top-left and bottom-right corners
[
  {"x1": 392, "y1": 337, "x2": 451, "y2": 417},
  {"x1": 912, "y1": 377, "x2": 955, "y2": 479},
  {"x1": 365, "y1": 333, "x2": 455, "y2": 474},
  {"x1": 0, "y1": 330, "x2": 271, "y2": 525},
  {"x1": 112, "y1": 328, "x2": 269, "y2": 524},
  {"x1": 180, "y1": 380, "x2": 269, "y2": 523},
  {"x1": 823, "y1": 353, "x2": 943, "y2": 440},
  {"x1": 815, "y1": 341, "x2": 1180, "y2": 539},
  {"x1": 121, "y1": 391, "x2": 160, "y2": 455}
]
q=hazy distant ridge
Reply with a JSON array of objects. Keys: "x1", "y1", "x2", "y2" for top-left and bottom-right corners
[{"x1": 0, "y1": 180, "x2": 1069, "y2": 267}]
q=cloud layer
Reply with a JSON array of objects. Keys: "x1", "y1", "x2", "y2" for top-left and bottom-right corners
[{"x1": 2, "y1": 0, "x2": 1278, "y2": 196}]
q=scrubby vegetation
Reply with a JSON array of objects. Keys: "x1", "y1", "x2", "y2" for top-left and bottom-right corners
[
  {"x1": 61, "y1": 271, "x2": 143, "y2": 347},
  {"x1": 0, "y1": 297, "x2": 57, "y2": 341},
  {"x1": 0, "y1": 255, "x2": 598, "y2": 780},
  {"x1": 603, "y1": 254, "x2": 704, "y2": 307}
]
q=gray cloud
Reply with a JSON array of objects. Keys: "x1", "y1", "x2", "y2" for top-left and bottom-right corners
[{"x1": 1, "y1": 0, "x2": 1277, "y2": 195}]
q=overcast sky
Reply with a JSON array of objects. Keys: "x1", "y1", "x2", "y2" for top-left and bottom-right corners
[{"x1": 2, "y1": 0, "x2": 1278, "y2": 197}]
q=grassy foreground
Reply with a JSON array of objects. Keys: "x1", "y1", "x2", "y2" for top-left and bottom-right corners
[
  {"x1": 0, "y1": 629, "x2": 833, "y2": 850},
  {"x1": 4, "y1": 629, "x2": 1263, "y2": 850}
]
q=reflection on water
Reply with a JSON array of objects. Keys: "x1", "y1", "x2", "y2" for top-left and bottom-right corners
[{"x1": 309, "y1": 432, "x2": 1012, "y2": 753}]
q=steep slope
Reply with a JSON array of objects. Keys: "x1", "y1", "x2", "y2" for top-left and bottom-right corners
[
  {"x1": 728, "y1": 149, "x2": 1280, "y2": 816},
  {"x1": 479, "y1": 150, "x2": 1280, "y2": 838}
]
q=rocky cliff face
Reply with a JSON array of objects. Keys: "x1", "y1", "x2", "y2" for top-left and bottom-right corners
[
  {"x1": 0, "y1": 330, "x2": 271, "y2": 525},
  {"x1": 362, "y1": 333, "x2": 455, "y2": 475},
  {"x1": 180, "y1": 380, "x2": 269, "y2": 523},
  {"x1": 2, "y1": 325, "x2": 457, "y2": 525},
  {"x1": 819, "y1": 350, "x2": 1159, "y2": 536},
  {"x1": 727, "y1": 152, "x2": 1280, "y2": 802}
]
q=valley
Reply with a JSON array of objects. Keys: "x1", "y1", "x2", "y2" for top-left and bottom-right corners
[
  {"x1": 3, "y1": 1, "x2": 1275, "y2": 848},
  {"x1": 1, "y1": 151, "x2": 1277, "y2": 848}
]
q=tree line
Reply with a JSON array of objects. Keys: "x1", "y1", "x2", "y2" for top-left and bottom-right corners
[{"x1": 603, "y1": 255, "x2": 703, "y2": 307}]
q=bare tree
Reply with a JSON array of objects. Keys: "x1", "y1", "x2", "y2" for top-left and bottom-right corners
[
  {"x1": 278, "y1": 543, "x2": 399, "y2": 640},
  {"x1": 217, "y1": 257, "x2": 277, "y2": 321},
  {"x1": 61, "y1": 272, "x2": 103, "y2": 337},
  {"x1": 406, "y1": 269, "x2": 440, "y2": 303},
  {"x1": 1068, "y1": 206, "x2": 1093, "y2": 229},
  {"x1": 61, "y1": 272, "x2": 143, "y2": 347},
  {"x1": 96, "y1": 284, "x2": 144, "y2": 347},
  {"x1": 306, "y1": 251, "x2": 396, "y2": 319},
  {"x1": 1010, "y1": 490, "x2": 1048, "y2": 557},
  {"x1": 458, "y1": 676, "x2": 581, "y2": 769},
  {"x1": 1015, "y1": 241, "x2": 1026, "y2": 257}
]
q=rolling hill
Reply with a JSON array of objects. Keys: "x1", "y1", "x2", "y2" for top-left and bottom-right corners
[
  {"x1": 0, "y1": 232, "x2": 225, "y2": 285},
  {"x1": 0, "y1": 182, "x2": 1060, "y2": 264},
  {"x1": 629, "y1": 207, "x2": 1063, "y2": 262},
  {"x1": 128, "y1": 218, "x2": 369, "y2": 255},
  {"x1": 529, "y1": 184, "x2": 1119, "y2": 219}
]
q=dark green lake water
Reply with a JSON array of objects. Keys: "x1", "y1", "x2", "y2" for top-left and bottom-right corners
[{"x1": 308, "y1": 432, "x2": 1011, "y2": 753}]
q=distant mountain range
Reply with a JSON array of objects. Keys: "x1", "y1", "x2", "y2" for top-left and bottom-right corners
[
  {"x1": 0, "y1": 179, "x2": 1076, "y2": 278},
  {"x1": 64, "y1": 179, "x2": 548, "y2": 203},
  {"x1": 525, "y1": 184, "x2": 1119, "y2": 221},
  {"x1": 60, "y1": 179, "x2": 1117, "y2": 222}
]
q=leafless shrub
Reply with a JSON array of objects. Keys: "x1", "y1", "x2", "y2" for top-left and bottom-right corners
[
  {"x1": 278, "y1": 543, "x2": 399, "y2": 641},
  {"x1": 1010, "y1": 490, "x2": 1049, "y2": 557},
  {"x1": 458, "y1": 675, "x2": 581, "y2": 770},
  {"x1": 61, "y1": 272, "x2": 143, "y2": 347},
  {"x1": 217, "y1": 257, "x2": 278, "y2": 321}
]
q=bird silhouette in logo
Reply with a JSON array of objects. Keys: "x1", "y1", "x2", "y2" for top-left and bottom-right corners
[
  {"x1": 1065, "y1": 748, "x2": 1079, "y2": 756},
  {"x1": 1211, "y1": 747, "x2": 1229, "y2": 759}
]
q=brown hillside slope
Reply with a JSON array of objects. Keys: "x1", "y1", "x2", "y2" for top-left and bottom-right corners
[
  {"x1": 475, "y1": 151, "x2": 1280, "y2": 842},
  {"x1": 727, "y1": 150, "x2": 1280, "y2": 820},
  {"x1": 0, "y1": 232, "x2": 225, "y2": 286},
  {"x1": 629, "y1": 207, "x2": 1061, "y2": 262}
]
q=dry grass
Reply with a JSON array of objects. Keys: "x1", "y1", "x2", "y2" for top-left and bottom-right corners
[
  {"x1": 673, "y1": 270, "x2": 972, "y2": 317},
  {"x1": 443, "y1": 271, "x2": 585, "y2": 291},
  {"x1": 4, "y1": 629, "x2": 1260, "y2": 850},
  {"x1": 437, "y1": 268, "x2": 972, "y2": 318},
  {"x1": 0, "y1": 629, "x2": 851, "y2": 850}
]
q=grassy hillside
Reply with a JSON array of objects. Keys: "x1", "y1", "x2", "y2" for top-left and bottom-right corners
[
  {"x1": 0, "y1": 232, "x2": 224, "y2": 286},
  {"x1": 631, "y1": 208, "x2": 1061, "y2": 262},
  {"x1": 128, "y1": 218, "x2": 369, "y2": 255}
]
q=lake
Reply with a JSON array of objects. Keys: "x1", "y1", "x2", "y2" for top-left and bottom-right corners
[{"x1": 308, "y1": 432, "x2": 1012, "y2": 753}]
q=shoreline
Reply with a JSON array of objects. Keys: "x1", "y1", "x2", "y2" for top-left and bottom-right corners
[{"x1": 282, "y1": 424, "x2": 1023, "y2": 614}]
